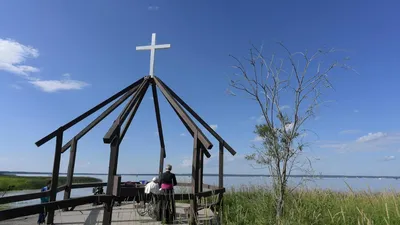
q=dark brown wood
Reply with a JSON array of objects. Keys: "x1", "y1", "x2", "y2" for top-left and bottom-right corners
[
  {"x1": 199, "y1": 146, "x2": 204, "y2": 193},
  {"x1": 154, "y1": 77, "x2": 213, "y2": 150},
  {"x1": 61, "y1": 84, "x2": 141, "y2": 153},
  {"x1": 219, "y1": 141, "x2": 224, "y2": 188},
  {"x1": 119, "y1": 78, "x2": 149, "y2": 124},
  {"x1": 70, "y1": 182, "x2": 107, "y2": 189},
  {"x1": 64, "y1": 138, "x2": 77, "y2": 200},
  {"x1": 120, "y1": 81, "x2": 150, "y2": 141},
  {"x1": 202, "y1": 184, "x2": 219, "y2": 190},
  {"x1": 36, "y1": 77, "x2": 145, "y2": 147},
  {"x1": 151, "y1": 80, "x2": 167, "y2": 178},
  {"x1": 190, "y1": 130, "x2": 200, "y2": 224},
  {"x1": 103, "y1": 126, "x2": 120, "y2": 225},
  {"x1": 104, "y1": 79, "x2": 149, "y2": 144},
  {"x1": 56, "y1": 185, "x2": 67, "y2": 193},
  {"x1": 0, "y1": 191, "x2": 49, "y2": 205},
  {"x1": 158, "y1": 77, "x2": 236, "y2": 155},
  {"x1": 195, "y1": 188, "x2": 225, "y2": 198},
  {"x1": 0, "y1": 195, "x2": 113, "y2": 222},
  {"x1": 112, "y1": 176, "x2": 121, "y2": 196},
  {"x1": 47, "y1": 129, "x2": 63, "y2": 225}
]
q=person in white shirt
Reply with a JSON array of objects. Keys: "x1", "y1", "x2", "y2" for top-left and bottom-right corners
[{"x1": 145, "y1": 177, "x2": 160, "y2": 195}]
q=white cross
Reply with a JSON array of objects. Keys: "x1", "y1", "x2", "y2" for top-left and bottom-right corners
[{"x1": 136, "y1": 33, "x2": 171, "y2": 78}]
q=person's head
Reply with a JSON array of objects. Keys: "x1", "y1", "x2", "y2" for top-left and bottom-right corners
[
  {"x1": 166, "y1": 164, "x2": 172, "y2": 172},
  {"x1": 152, "y1": 177, "x2": 159, "y2": 183}
]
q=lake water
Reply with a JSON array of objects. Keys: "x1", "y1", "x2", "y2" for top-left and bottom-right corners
[{"x1": 3, "y1": 174, "x2": 400, "y2": 208}]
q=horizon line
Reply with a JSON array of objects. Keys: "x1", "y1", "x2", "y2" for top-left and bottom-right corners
[{"x1": 1, "y1": 171, "x2": 399, "y2": 179}]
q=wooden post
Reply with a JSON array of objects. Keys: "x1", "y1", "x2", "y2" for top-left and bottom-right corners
[
  {"x1": 190, "y1": 131, "x2": 200, "y2": 225},
  {"x1": 219, "y1": 141, "x2": 224, "y2": 188},
  {"x1": 198, "y1": 147, "x2": 204, "y2": 193},
  {"x1": 63, "y1": 138, "x2": 77, "y2": 202},
  {"x1": 218, "y1": 141, "x2": 224, "y2": 224},
  {"x1": 151, "y1": 81, "x2": 166, "y2": 179},
  {"x1": 102, "y1": 126, "x2": 120, "y2": 225},
  {"x1": 46, "y1": 128, "x2": 63, "y2": 225}
]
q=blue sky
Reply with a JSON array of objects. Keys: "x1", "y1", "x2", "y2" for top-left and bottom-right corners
[{"x1": 0, "y1": 0, "x2": 399, "y2": 176}]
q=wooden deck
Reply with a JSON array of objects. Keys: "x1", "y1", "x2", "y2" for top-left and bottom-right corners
[{"x1": 0, "y1": 202, "x2": 219, "y2": 225}]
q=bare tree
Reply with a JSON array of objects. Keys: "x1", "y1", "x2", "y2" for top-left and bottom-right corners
[{"x1": 228, "y1": 42, "x2": 352, "y2": 221}]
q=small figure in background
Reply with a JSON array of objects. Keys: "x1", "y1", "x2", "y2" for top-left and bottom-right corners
[{"x1": 37, "y1": 180, "x2": 51, "y2": 224}]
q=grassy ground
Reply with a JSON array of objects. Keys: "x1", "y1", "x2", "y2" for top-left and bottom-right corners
[
  {"x1": 222, "y1": 185, "x2": 400, "y2": 225},
  {"x1": 0, "y1": 175, "x2": 102, "y2": 191}
]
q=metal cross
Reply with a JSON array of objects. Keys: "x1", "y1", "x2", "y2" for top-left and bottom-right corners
[{"x1": 136, "y1": 33, "x2": 171, "y2": 78}]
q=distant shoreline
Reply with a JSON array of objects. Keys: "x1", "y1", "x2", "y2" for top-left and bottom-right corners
[
  {"x1": 0, "y1": 175, "x2": 102, "y2": 191},
  {"x1": 1, "y1": 171, "x2": 399, "y2": 179}
]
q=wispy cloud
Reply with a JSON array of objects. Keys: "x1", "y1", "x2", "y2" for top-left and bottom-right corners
[
  {"x1": 180, "y1": 133, "x2": 187, "y2": 137},
  {"x1": 339, "y1": 129, "x2": 361, "y2": 135},
  {"x1": 10, "y1": 84, "x2": 22, "y2": 90},
  {"x1": 210, "y1": 124, "x2": 218, "y2": 130},
  {"x1": 148, "y1": 5, "x2": 159, "y2": 11},
  {"x1": 354, "y1": 109, "x2": 359, "y2": 113},
  {"x1": 356, "y1": 132, "x2": 387, "y2": 143},
  {"x1": 384, "y1": 156, "x2": 395, "y2": 161},
  {"x1": 1, "y1": 39, "x2": 89, "y2": 93},
  {"x1": 252, "y1": 135, "x2": 263, "y2": 142},
  {"x1": 256, "y1": 115, "x2": 264, "y2": 124},
  {"x1": 30, "y1": 73, "x2": 89, "y2": 93},
  {"x1": 149, "y1": 97, "x2": 154, "y2": 100},
  {"x1": 280, "y1": 105, "x2": 290, "y2": 110},
  {"x1": 180, "y1": 157, "x2": 192, "y2": 168},
  {"x1": 0, "y1": 38, "x2": 39, "y2": 77},
  {"x1": 319, "y1": 133, "x2": 400, "y2": 153}
]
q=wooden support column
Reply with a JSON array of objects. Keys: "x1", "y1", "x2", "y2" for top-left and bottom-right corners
[
  {"x1": 218, "y1": 141, "x2": 224, "y2": 223},
  {"x1": 47, "y1": 128, "x2": 63, "y2": 225},
  {"x1": 151, "y1": 80, "x2": 166, "y2": 179},
  {"x1": 219, "y1": 141, "x2": 224, "y2": 188},
  {"x1": 102, "y1": 126, "x2": 121, "y2": 225},
  {"x1": 63, "y1": 137, "x2": 77, "y2": 202},
  {"x1": 190, "y1": 131, "x2": 200, "y2": 225},
  {"x1": 198, "y1": 146, "x2": 204, "y2": 193}
]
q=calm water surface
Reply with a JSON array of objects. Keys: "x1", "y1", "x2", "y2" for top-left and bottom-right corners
[{"x1": 3, "y1": 174, "x2": 400, "y2": 208}]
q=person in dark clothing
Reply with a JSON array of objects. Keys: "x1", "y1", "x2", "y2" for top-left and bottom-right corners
[
  {"x1": 160, "y1": 164, "x2": 177, "y2": 190},
  {"x1": 38, "y1": 180, "x2": 51, "y2": 224},
  {"x1": 159, "y1": 164, "x2": 177, "y2": 223}
]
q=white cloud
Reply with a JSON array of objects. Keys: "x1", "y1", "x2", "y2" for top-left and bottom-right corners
[
  {"x1": 0, "y1": 38, "x2": 39, "y2": 77},
  {"x1": 180, "y1": 133, "x2": 187, "y2": 137},
  {"x1": 354, "y1": 109, "x2": 359, "y2": 113},
  {"x1": 181, "y1": 158, "x2": 192, "y2": 167},
  {"x1": 30, "y1": 73, "x2": 89, "y2": 92},
  {"x1": 319, "y1": 144, "x2": 346, "y2": 149},
  {"x1": 149, "y1": 97, "x2": 154, "y2": 100},
  {"x1": 10, "y1": 84, "x2": 22, "y2": 90},
  {"x1": 148, "y1": 5, "x2": 159, "y2": 11},
  {"x1": 249, "y1": 116, "x2": 256, "y2": 120},
  {"x1": 256, "y1": 115, "x2": 264, "y2": 123},
  {"x1": 252, "y1": 135, "x2": 263, "y2": 142},
  {"x1": 279, "y1": 105, "x2": 290, "y2": 110},
  {"x1": 384, "y1": 156, "x2": 395, "y2": 161},
  {"x1": 1, "y1": 39, "x2": 89, "y2": 93},
  {"x1": 285, "y1": 123, "x2": 294, "y2": 132},
  {"x1": 339, "y1": 129, "x2": 361, "y2": 135},
  {"x1": 356, "y1": 132, "x2": 387, "y2": 143},
  {"x1": 210, "y1": 124, "x2": 218, "y2": 130}
]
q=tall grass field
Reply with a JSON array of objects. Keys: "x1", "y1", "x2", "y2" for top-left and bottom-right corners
[
  {"x1": 222, "y1": 185, "x2": 400, "y2": 225},
  {"x1": 0, "y1": 175, "x2": 102, "y2": 191}
]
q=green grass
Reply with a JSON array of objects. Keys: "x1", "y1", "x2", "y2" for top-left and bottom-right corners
[
  {"x1": 222, "y1": 185, "x2": 400, "y2": 225},
  {"x1": 0, "y1": 175, "x2": 102, "y2": 191}
]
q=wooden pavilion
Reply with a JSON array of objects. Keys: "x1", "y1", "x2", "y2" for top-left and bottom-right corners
[{"x1": 0, "y1": 33, "x2": 236, "y2": 225}]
